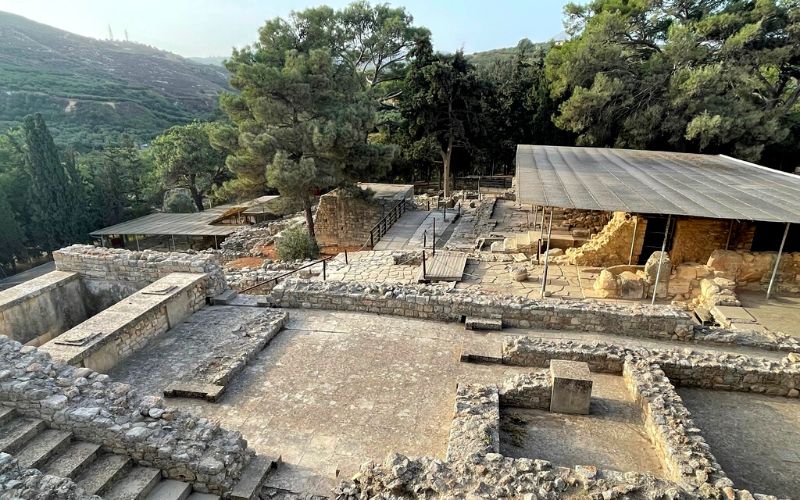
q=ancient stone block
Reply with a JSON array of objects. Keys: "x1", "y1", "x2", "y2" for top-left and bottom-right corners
[{"x1": 549, "y1": 360, "x2": 592, "y2": 415}]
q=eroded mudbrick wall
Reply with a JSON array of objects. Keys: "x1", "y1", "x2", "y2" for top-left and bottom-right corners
[
  {"x1": 53, "y1": 245, "x2": 226, "y2": 309},
  {"x1": 314, "y1": 192, "x2": 385, "y2": 247}
]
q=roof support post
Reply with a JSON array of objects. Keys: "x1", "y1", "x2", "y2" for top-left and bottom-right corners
[
  {"x1": 214, "y1": 235, "x2": 218, "y2": 249},
  {"x1": 171, "y1": 234, "x2": 176, "y2": 251},
  {"x1": 135, "y1": 236, "x2": 140, "y2": 252},
  {"x1": 650, "y1": 214, "x2": 672, "y2": 306},
  {"x1": 540, "y1": 207, "x2": 554, "y2": 299},
  {"x1": 628, "y1": 215, "x2": 639, "y2": 265},
  {"x1": 725, "y1": 220, "x2": 734, "y2": 250},
  {"x1": 766, "y1": 222, "x2": 790, "y2": 300},
  {"x1": 532, "y1": 205, "x2": 538, "y2": 230}
]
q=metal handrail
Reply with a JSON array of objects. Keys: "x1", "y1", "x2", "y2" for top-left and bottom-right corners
[
  {"x1": 367, "y1": 198, "x2": 411, "y2": 248},
  {"x1": 239, "y1": 253, "x2": 336, "y2": 294}
]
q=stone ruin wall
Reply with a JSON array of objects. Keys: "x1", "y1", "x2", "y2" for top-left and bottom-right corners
[
  {"x1": 314, "y1": 191, "x2": 386, "y2": 248},
  {"x1": 670, "y1": 218, "x2": 756, "y2": 265},
  {"x1": 264, "y1": 280, "x2": 694, "y2": 340},
  {"x1": 0, "y1": 337, "x2": 252, "y2": 495},
  {"x1": 53, "y1": 245, "x2": 227, "y2": 310},
  {"x1": 0, "y1": 271, "x2": 91, "y2": 346},
  {"x1": 564, "y1": 212, "x2": 647, "y2": 266}
]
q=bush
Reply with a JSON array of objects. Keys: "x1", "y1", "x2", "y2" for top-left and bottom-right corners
[{"x1": 276, "y1": 226, "x2": 319, "y2": 261}]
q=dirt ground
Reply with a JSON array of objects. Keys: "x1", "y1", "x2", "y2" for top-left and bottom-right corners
[
  {"x1": 677, "y1": 387, "x2": 800, "y2": 498},
  {"x1": 500, "y1": 373, "x2": 664, "y2": 477}
]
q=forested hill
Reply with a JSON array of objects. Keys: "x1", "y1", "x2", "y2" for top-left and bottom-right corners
[
  {"x1": 0, "y1": 11, "x2": 230, "y2": 149},
  {"x1": 467, "y1": 40, "x2": 552, "y2": 68}
]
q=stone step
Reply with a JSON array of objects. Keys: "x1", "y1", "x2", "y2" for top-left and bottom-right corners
[
  {"x1": 75, "y1": 453, "x2": 132, "y2": 496},
  {"x1": 464, "y1": 317, "x2": 502, "y2": 331},
  {"x1": 41, "y1": 441, "x2": 101, "y2": 479},
  {"x1": 186, "y1": 493, "x2": 220, "y2": 500},
  {"x1": 230, "y1": 455, "x2": 280, "y2": 500},
  {"x1": 144, "y1": 479, "x2": 192, "y2": 500},
  {"x1": 103, "y1": 466, "x2": 162, "y2": 500},
  {"x1": 0, "y1": 406, "x2": 14, "y2": 426},
  {"x1": 164, "y1": 381, "x2": 225, "y2": 402},
  {"x1": 14, "y1": 429, "x2": 73, "y2": 469},
  {"x1": 211, "y1": 289, "x2": 238, "y2": 305},
  {"x1": 0, "y1": 417, "x2": 46, "y2": 454}
]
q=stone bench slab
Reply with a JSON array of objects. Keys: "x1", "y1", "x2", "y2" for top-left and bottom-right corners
[
  {"x1": 164, "y1": 382, "x2": 225, "y2": 402},
  {"x1": 465, "y1": 317, "x2": 502, "y2": 331}
]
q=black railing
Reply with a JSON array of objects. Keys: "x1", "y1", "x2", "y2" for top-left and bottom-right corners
[
  {"x1": 368, "y1": 199, "x2": 412, "y2": 248},
  {"x1": 239, "y1": 253, "x2": 336, "y2": 294}
]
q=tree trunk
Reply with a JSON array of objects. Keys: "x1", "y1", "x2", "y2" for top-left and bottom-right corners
[
  {"x1": 303, "y1": 196, "x2": 316, "y2": 239},
  {"x1": 188, "y1": 174, "x2": 204, "y2": 212},
  {"x1": 440, "y1": 134, "x2": 454, "y2": 199}
]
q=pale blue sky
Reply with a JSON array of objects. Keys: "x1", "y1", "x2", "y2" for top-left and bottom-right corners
[{"x1": 0, "y1": 0, "x2": 574, "y2": 57}]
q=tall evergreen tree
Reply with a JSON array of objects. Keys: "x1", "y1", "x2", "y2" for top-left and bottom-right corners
[
  {"x1": 0, "y1": 187, "x2": 25, "y2": 275},
  {"x1": 22, "y1": 113, "x2": 87, "y2": 253}
]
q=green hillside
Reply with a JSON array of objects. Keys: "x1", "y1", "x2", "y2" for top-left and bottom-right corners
[{"x1": 0, "y1": 11, "x2": 231, "y2": 149}]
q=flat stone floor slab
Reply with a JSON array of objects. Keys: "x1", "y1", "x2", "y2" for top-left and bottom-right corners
[
  {"x1": 111, "y1": 309, "x2": 530, "y2": 496},
  {"x1": 500, "y1": 372, "x2": 664, "y2": 476},
  {"x1": 738, "y1": 290, "x2": 800, "y2": 337},
  {"x1": 677, "y1": 388, "x2": 800, "y2": 498}
]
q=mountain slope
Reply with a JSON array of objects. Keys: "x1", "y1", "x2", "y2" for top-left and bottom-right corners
[{"x1": 0, "y1": 11, "x2": 231, "y2": 148}]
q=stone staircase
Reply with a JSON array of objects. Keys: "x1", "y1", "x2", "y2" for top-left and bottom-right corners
[{"x1": 0, "y1": 406, "x2": 218, "y2": 499}]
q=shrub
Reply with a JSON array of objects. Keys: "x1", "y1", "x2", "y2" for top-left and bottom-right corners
[{"x1": 276, "y1": 226, "x2": 319, "y2": 261}]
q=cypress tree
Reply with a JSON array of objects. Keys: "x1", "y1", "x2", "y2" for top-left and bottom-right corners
[{"x1": 22, "y1": 113, "x2": 84, "y2": 253}]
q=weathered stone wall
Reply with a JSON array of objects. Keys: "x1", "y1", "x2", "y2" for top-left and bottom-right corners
[
  {"x1": 623, "y1": 359, "x2": 730, "y2": 494},
  {"x1": 39, "y1": 273, "x2": 207, "y2": 373},
  {"x1": 54, "y1": 245, "x2": 226, "y2": 309},
  {"x1": 502, "y1": 337, "x2": 800, "y2": 397},
  {"x1": 498, "y1": 372, "x2": 551, "y2": 409},
  {"x1": 707, "y1": 249, "x2": 800, "y2": 292},
  {"x1": 0, "y1": 453, "x2": 96, "y2": 499},
  {"x1": 564, "y1": 212, "x2": 647, "y2": 266},
  {"x1": 0, "y1": 271, "x2": 90, "y2": 346},
  {"x1": 262, "y1": 280, "x2": 694, "y2": 340},
  {"x1": 670, "y1": 217, "x2": 731, "y2": 265},
  {"x1": 0, "y1": 337, "x2": 252, "y2": 494},
  {"x1": 314, "y1": 192, "x2": 385, "y2": 248},
  {"x1": 445, "y1": 384, "x2": 499, "y2": 461}
]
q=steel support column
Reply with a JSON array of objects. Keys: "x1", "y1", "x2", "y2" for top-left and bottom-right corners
[
  {"x1": 540, "y1": 207, "x2": 554, "y2": 299},
  {"x1": 766, "y1": 222, "x2": 790, "y2": 300},
  {"x1": 650, "y1": 214, "x2": 672, "y2": 305},
  {"x1": 628, "y1": 216, "x2": 639, "y2": 265}
]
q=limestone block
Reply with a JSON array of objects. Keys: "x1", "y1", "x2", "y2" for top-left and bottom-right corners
[
  {"x1": 617, "y1": 271, "x2": 645, "y2": 299},
  {"x1": 644, "y1": 251, "x2": 672, "y2": 284},
  {"x1": 707, "y1": 249, "x2": 743, "y2": 278},
  {"x1": 509, "y1": 267, "x2": 528, "y2": 282},
  {"x1": 549, "y1": 360, "x2": 592, "y2": 415}
]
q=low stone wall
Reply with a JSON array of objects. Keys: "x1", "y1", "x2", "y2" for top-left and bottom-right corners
[
  {"x1": 54, "y1": 245, "x2": 226, "y2": 310},
  {"x1": 503, "y1": 337, "x2": 800, "y2": 397},
  {"x1": 708, "y1": 249, "x2": 800, "y2": 292},
  {"x1": 0, "y1": 453, "x2": 95, "y2": 499},
  {"x1": 445, "y1": 384, "x2": 499, "y2": 462},
  {"x1": 39, "y1": 273, "x2": 206, "y2": 373},
  {"x1": 623, "y1": 359, "x2": 730, "y2": 494},
  {"x1": 263, "y1": 280, "x2": 694, "y2": 339},
  {"x1": 0, "y1": 271, "x2": 90, "y2": 346},
  {"x1": 498, "y1": 372, "x2": 551, "y2": 409},
  {"x1": 0, "y1": 337, "x2": 252, "y2": 494}
]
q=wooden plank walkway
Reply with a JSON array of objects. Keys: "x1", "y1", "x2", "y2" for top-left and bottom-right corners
[{"x1": 420, "y1": 251, "x2": 468, "y2": 282}]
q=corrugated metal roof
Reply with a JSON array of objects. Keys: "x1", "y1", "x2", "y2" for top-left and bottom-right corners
[
  {"x1": 515, "y1": 145, "x2": 800, "y2": 223},
  {"x1": 90, "y1": 205, "x2": 245, "y2": 237}
]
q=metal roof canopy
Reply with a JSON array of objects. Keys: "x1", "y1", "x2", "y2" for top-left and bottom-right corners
[
  {"x1": 515, "y1": 145, "x2": 800, "y2": 224},
  {"x1": 90, "y1": 206, "x2": 244, "y2": 237}
]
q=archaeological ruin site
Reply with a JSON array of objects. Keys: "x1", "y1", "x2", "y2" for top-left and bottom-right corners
[{"x1": 2, "y1": 145, "x2": 800, "y2": 500}]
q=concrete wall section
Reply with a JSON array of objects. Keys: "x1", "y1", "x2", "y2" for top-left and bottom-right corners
[
  {"x1": 0, "y1": 271, "x2": 90, "y2": 346},
  {"x1": 39, "y1": 272, "x2": 207, "y2": 372}
]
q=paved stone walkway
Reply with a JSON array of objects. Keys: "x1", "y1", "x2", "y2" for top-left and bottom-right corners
[
  {"x1": 374, "y1": 210, "x2": 457, "y2": 251},
  {"x1": 738, "y1": 290, "x2": 800, "y2": 337}
]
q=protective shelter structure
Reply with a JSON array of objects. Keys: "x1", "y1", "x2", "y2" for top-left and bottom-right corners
[
  {"x1": 515, "y1": 145, "x2": 800, "y2": 300},
  {"x1": 90, "y1": 196, "x2": 280, "y2": 251}
]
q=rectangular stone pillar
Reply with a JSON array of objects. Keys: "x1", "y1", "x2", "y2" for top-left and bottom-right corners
[{"x1": 549, "y1": 360, "x2": 592, "y2": 414}]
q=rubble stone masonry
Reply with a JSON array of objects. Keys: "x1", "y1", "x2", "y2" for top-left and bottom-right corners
[
  {"x1": 54, "y1": 245, "x2": 227, "y2": 309},
  {"x1": 0, "y1": 337, "x2": 252, "y2": 494},
  {"x1": 263, "y1": 280, "x2": 694, "y2": 339}
]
